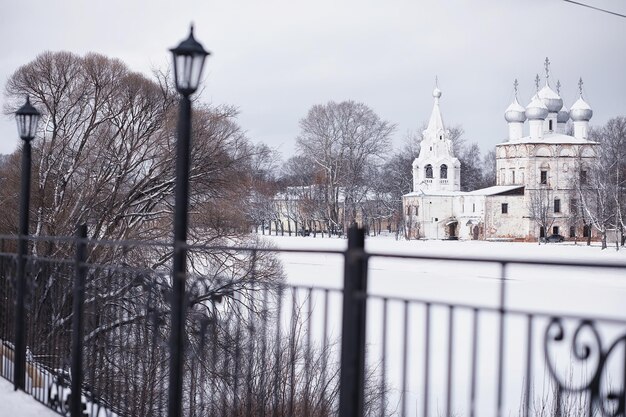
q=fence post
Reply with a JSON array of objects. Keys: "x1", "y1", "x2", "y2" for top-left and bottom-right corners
[
  {"x1": 71, "y1": 224, "x2": 87, "y2": 417},
  {"x1": 339, "y1": 224, "x2": 368, "y2": 417}
]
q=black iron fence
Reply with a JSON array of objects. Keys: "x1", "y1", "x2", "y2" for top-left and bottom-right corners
[{"x1": 0, "y1": 227, "x2": 625, "y2": 417}]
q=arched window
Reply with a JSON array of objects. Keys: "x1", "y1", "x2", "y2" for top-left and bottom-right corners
[
  {"x1": 425, "y1": 164, "x2": 433, "y2": 179},
  {"x1": 549, "y1": 120, "x2": 553, "y2": 131},
  {"x1": 440, "y1": 164, "x2": 448, "y2": 179}
]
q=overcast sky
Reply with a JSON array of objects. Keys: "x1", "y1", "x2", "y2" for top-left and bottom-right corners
[{"x1": 1, "y1": 0, "x2": 625, "y2": 157}]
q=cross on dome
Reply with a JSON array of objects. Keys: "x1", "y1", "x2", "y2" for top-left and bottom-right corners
[
  {"x1": 578, "y1": 77, "x2": 584, "y2": 97},
  {"x1": 534, "y1": 74, "x2": 540, "y2": 92},
  {"x1": 513, "y1": 79, "x2": 519, "y2": 97},
  {"x1": 556, "y1": 80, "x2": 562, "y2": 95},
  {"x1": 544, "y1": 57, "x2": 551, "y2": 84}
]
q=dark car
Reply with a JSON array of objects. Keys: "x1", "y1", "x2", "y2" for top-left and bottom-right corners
[{"x1": 545, "y1": 234, "x2": 565, "y2": 243}]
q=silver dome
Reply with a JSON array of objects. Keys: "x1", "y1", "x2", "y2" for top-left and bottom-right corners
[
  {"x1": 537, "y1": 84, "x2": 563, "y2": 113},
  {"x1": 526, "y1": 96, "x2": 549, "y2": 120},
  {"x1": 557, "y1": 105, "x2": 570, "y2": 123},
  {"x1": 570, "y1": 97, "x2": 593, "y2": 122},
  {"x1": 504, "y1": 98, "x2": 526, "y2": 123}
]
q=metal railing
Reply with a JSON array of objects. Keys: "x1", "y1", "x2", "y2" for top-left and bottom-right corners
[{"x1": 0, "y1": 227, "x2": 625, "y2": 417}]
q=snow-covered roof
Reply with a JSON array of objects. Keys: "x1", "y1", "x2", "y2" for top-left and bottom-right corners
[
  {"x1": 496, "y1": 133, "x2": 597, "y2": 145},
  {"x1": 505, "y1": 98, "x2": 525, "y2": 114},
  {"x1": 404, "y1": 190, "x2": 465, "y2": 197},
  {"x1": 571, "y1": 96, "x2": 592, "y2": 111},
  {"x1": 465, "y1": 185, "x2": 524, "y2": 196},
  {"x1": 537, "y1": 84, "x2": 560, "y2": 100},
  {"x1": 404, "y1": 185, "x2": 524, "y2": 198}
]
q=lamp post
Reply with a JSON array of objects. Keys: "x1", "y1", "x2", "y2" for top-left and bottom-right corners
[
  {"x1": 168, "y1": 25, "x2": 209, "y2": 417},
  {"x1": 13, "y1": 96, "x2": 41, "y2": 391}
]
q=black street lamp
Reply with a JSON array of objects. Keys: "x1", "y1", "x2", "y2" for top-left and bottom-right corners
[
  {"x1": 14, "y1": 96, "x2": 41, "y2": 391},
  {"x1": 168, "y1": 25, "x2": 209, "y2": 417}
]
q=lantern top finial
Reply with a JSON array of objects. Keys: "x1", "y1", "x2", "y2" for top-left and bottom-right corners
[
  {"x1": 16, "y1": 96, "x2": 41, "y2": 117},
  {"x1": 169, "y1": 25, "x2": 210, "y2": 96},
  {"x1": 170, "y1": 24, "x2": 210, "y2": 58}
]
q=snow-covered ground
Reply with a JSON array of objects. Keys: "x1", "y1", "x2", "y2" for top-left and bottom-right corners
[
  {"x1": 0, "y1": 377, "x2": 59, "y2": 417},
  {"x1": 263, "y1": 234, "x2": 626, "y2": 417},
  {"x1": 2, "y1": 235, "x2": 623, "y2": 416}
]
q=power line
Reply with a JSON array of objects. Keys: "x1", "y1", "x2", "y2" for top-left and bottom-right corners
[{"x1": 563, "y1": 0, "x2": 626, "y2": 18}]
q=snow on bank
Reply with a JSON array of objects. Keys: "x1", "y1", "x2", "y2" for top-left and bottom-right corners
[{"x1": 0, "y1": 378, "x2": 59, "y2": 416}]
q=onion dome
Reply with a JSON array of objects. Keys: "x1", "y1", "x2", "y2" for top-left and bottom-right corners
[
  {"x1": 433, "y1": 87, "x2": 442, "y2": 98},
  {"x1": 570, "y1": 97, "x2": 593, "y2": 122},
  {"x1": 525, "y1": 95, "x2": 549, "y2": 120},
  {"x1": 557, "y1": 103, "x2": 570, "y2": 123},
  {"x1": 537, "y1": 84, "x2": 563, "y2": 113},
  {"x1": 504, "y1": 98, "x2": 527, "y2": 123}
]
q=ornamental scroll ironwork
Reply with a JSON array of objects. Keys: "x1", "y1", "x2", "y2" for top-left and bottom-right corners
[{"x1": 544, "y1": 318, "x2": 626, "y2": 417}]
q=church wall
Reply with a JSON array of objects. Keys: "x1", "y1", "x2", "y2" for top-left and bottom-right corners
[
  {"x1": 485, "y1": 195, "x2": 529, "y2": 240},
  {"x1": 403, "y1": 194, "x2": 486, "y2": 240},
  {"x1": 404, "y1": 195, "x2": 459, "y2": 239}
]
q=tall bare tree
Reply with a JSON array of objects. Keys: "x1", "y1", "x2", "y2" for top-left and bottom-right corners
[
  {"x1": 295, "y1": 101, "x2": 394, "y2": 234},
  {"x1": 1, "y1": 51, "x2": 285, "y2": 414},
  {"x1": 577, "y1": 117, "x2": 626, "y2": 249}
]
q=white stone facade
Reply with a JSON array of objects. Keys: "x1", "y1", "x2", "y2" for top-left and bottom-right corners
[{"x1": 403, "y1": 70, "x2": 598, "y2": 241}]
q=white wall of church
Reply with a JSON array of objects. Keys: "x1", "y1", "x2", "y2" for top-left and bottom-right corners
[{"x1": 485, "y1": 195, "x2": 529, "y2": 240}]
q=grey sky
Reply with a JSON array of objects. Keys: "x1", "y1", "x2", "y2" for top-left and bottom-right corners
[{"x1": 1, "y1": 0, "x2": 625, "y2": 157}]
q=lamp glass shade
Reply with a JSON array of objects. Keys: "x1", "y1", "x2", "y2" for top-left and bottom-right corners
[
  {"x1": 170, "y1": 26, "x2": 210, "y2": 95},
  {"x1": 15, "y1": 97, "x2": 41, "y2": 140}
]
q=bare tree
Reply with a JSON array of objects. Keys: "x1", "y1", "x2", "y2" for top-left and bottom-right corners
[
  {"x1": 482, "y1": 149, "x2": 497, "y2": 187},
  {"x1": 576, "y1": 117, "x2": 626, "y2": 250},
  {"x1": 1, "y1": 51, "x2": 286, "y2": 415},
  {"x1": 528, "y1": 187, "x2": 556, "y2": 244},
  {"x1": 295, "y1": 101, "x2": 395, "y2": 234}
]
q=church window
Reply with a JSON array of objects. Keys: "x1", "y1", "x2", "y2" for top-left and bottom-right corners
[
  {"x1": 583, "y1": 225, "x2": 591, "y2": 238},
  {"x1": 425, "y1": 164, "x2": 433, "y2": 179},
  {"x1": 440, "y1": 164, "x2": 448, "y2": 179},
  {"x1": 540, "y1": 170, "x2": 548, "y2": 185},
  {"x1": 540, "y1": 227, "x2": 546, "y2": 238},
  {"x1": 549, "y1": 120, "x2": 553, "y2": 131},
  {"x1": 407, "y1": 206, "x2": 411, "y2": 215},
  {"x1": 415, "y1": 205, "x2": 419, "y2": 216},
  {"x1": 501, "y1": 203, "x2": 508, "y2": 214},
  {"x1": 569, "y1": 226, "x2": 576, "y2": 238},
  {"x1": 472, "y1": 203, "x2": 475, "y2": 213},
  {"x1": 553, "y1": 226, "x2": 559, "y2": 235},
  {"x1": 439, "y1": 135, "x2": 442, "y2": 140},
  {"x1": 500, "y1": 168, "x2": 505, "y2": 184},
  {"x1": 511, "y1": 170, "x2": 516, "y2": 184},
  {"x1": 554, "y1": 199, "x2": 561, "y2": 213},
  {"x1": 580, "y1": 170, "x2": 587, "y2": 184},
  {"x1": 570, "y1": 198, "x2": 578, "y2": 214}
]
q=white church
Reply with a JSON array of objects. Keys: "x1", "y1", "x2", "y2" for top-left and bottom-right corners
[{"x1": 403, "y1": 62, "x2": 598, "y2": 241}]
